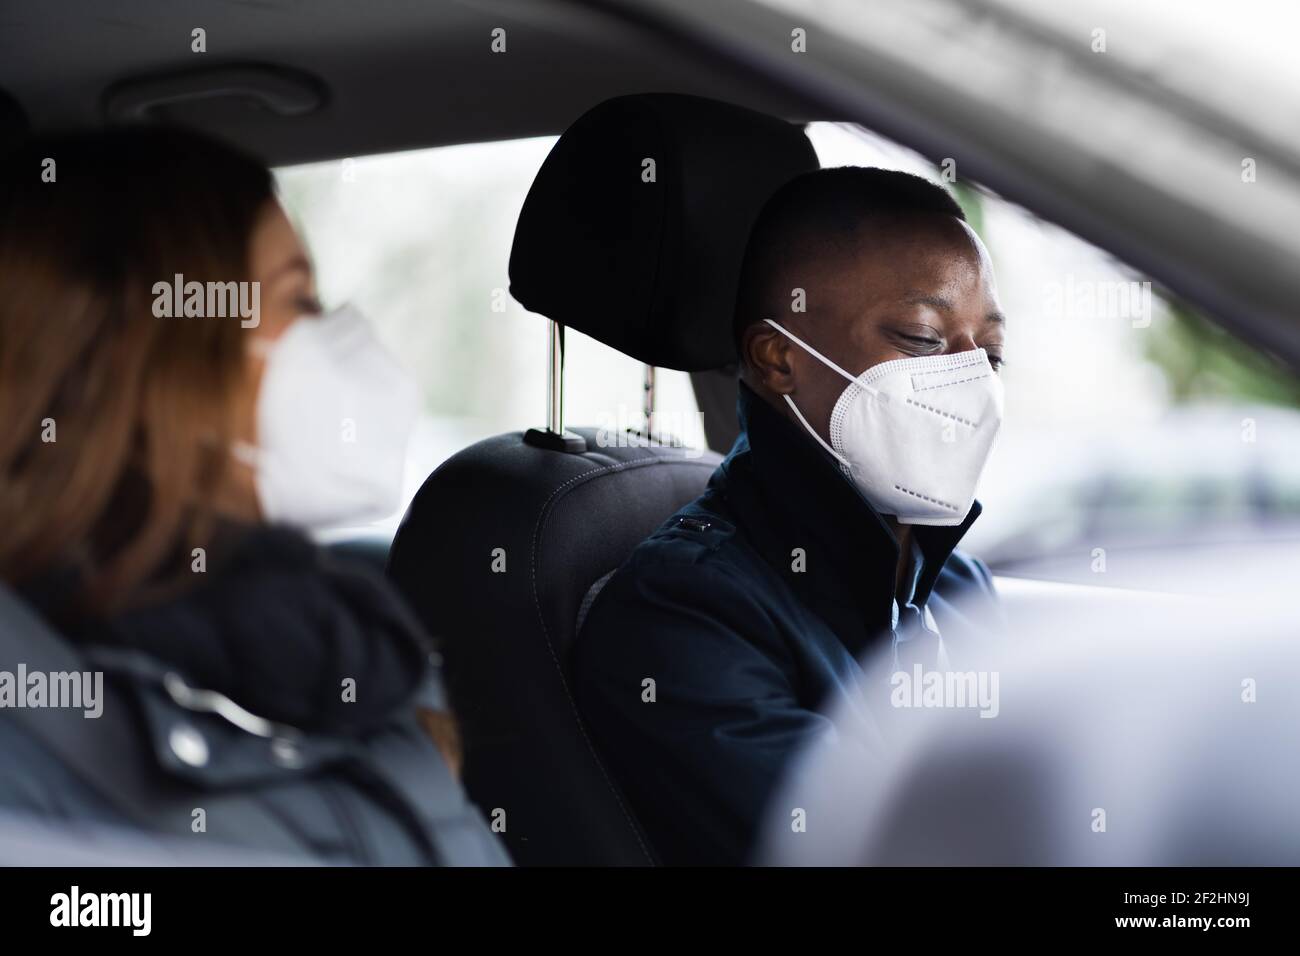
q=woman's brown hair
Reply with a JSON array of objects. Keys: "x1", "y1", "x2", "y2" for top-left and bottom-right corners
[{"x1": 0, "y1": 125, "x2": 274, "y2": 614}]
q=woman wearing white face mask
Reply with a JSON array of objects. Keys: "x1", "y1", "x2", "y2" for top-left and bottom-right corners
[{"x1": 0, "y1": 127, "x2": 505, "y2": 865}]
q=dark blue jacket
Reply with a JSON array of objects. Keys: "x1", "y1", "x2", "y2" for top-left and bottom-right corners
[{"x1": 572, "y1": 382, "x2": 1002, "y2": 865}]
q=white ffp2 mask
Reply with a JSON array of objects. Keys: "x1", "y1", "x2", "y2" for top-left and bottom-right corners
[
  {"x1": 766, "y1": 319, "x2": 1003, "y2": 526},
  {"x1": 234, "y1": 305, "x2": 419, "y2": 530}
]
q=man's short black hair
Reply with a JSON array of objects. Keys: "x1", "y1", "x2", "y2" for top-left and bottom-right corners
[{"x1": 733, "y1": 166, "x2": 966, "y2": 349}]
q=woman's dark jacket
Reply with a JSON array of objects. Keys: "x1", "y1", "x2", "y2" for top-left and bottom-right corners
[{"x1": 0, "y1": 525, "x2": 508, "y2": 866}]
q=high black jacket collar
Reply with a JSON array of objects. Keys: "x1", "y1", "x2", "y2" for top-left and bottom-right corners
[{"x1": 712, "y1": 382, "x2": 981, "y2": 654}]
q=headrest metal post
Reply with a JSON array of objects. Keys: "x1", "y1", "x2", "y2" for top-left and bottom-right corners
[
  {"x1": 524, "y1": 319, "x2": 587, "y2": 453},
  {"x1": 548, "y1": 320, "x2": 565, "y2": 434},
  {"x1": 643, "y1": 364, "x2": 656, "y2": 436}
]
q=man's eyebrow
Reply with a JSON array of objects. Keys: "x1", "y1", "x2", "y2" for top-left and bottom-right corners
[
  {"x1": 903, "y1": 292, "x2": 954, "y2": 312},
  {"x1": 903, "y1": 292, "x2": 1007, "y2": 327}
]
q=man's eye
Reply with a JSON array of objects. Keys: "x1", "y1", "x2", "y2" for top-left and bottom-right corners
[
  {"x1": 900, "y1": 334, "x2": 941, "y2": 350},
  {"x1": 987, "y1": 354, "x2": 1006, "y2": 371},
  {"x1": 297, "y1": 295, "x2": 323, "y2": 315}
]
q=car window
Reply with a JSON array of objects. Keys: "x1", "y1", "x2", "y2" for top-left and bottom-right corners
[
  {"x1": 808, "y1": 121, "x2": 1300, "y2": 592},
  {"x1": 278, "y1": 123, "x2": 1300, "y2": 589},
  {"x1": 275, "y1": 138, "x2": 703, "y2": 541}
]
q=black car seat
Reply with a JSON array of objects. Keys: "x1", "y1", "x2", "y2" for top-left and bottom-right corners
[{"x1": 387, "y1": 93, "x2": 818, "y2": 865}]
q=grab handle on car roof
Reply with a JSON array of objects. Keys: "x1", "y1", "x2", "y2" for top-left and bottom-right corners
[
  {"x1": 103, "y1": 65, "x2": 326, "y2": 123},
  {"x1": 524, "y1": 320, "x2": 586, "y2": 453}
]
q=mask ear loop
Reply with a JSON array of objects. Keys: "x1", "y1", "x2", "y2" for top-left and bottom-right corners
[
  {"x1": 764, "y1": 319, "x2": 862, "y2": 385},
  {"x1": 763, "y1": 319, "x2": 874, "y2": 470},
  {"x1": 782, "y1": 392, "x2": 851, "y2": 469}
]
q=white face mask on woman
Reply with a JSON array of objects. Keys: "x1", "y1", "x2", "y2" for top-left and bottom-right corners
[
  {"x1": 234, "y1": 304, "x2": 420, "y2": 530},
  {"x1": 765, "y1": 319, "x2": 1003, "y2": 527}
]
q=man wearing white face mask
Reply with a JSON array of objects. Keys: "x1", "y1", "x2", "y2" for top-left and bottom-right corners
[{"x1": 573, "y1": 167, "x2": 1007, "y2": 866}]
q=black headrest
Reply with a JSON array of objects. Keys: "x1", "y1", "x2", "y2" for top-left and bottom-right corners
[{"x1": 509, "y1": 94, "x2": 819, "y2": 371}]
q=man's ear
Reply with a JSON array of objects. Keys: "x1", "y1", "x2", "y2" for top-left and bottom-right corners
[{"x1": 741, "y1": 321, "x2": 797, "y2": 395}]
